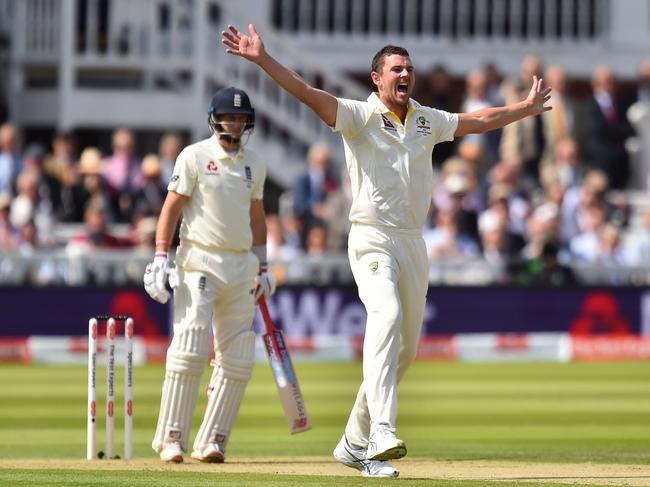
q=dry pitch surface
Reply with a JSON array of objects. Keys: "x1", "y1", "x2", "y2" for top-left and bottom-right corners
[{"x1": 2, "y1": 458, "x2": 650, "y2": 486}]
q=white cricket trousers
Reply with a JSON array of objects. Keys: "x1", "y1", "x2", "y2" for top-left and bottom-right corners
[{"x1": 344, "y1": 223, "x2": 429, "y2": 448}]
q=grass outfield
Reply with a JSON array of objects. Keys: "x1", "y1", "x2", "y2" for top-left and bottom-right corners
[{"x1": 0, "y1": 360, "x2": 649, "y2": 486}]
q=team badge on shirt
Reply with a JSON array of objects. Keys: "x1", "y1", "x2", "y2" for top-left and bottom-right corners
[
  {"x1": 416, "y1": 116, "x2": 432, "y2": 135},
  {"x1": 380, "y1": 114, "x2": 397, "y2": 132},
  {"x1": 244, "y1": 165, "x2": 254, "y2": 188},
  {"x1": 205, "y1": 160, "x2": 219, "y2": 175},
  {"x1": 369, "y1": 261, "x2": 379, "y2": 272}
]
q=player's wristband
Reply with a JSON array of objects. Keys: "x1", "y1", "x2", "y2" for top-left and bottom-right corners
[{"x1": 252, "y1": 245, "x2": 267, "y2": 270}]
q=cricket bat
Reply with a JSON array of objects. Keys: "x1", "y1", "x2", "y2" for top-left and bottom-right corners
[{"x1": 258, "y1": 296, "x2": 311, "y2": 434}]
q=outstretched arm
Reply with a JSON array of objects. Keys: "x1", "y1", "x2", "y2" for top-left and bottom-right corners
[
  {"x1": 222, "y1": 24, "x2": 338, "y2": 127},
  {"x1": 455, "y1": 76, "x2": 552, "y2": 136}
]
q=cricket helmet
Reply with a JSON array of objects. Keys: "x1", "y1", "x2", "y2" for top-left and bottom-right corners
[{"x1": 208, "y1": 87, "x2": 255, "y2": 133}]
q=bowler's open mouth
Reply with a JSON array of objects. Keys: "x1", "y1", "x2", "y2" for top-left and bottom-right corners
[{"x1": 397, "y1": 83, "x2": 408, "y2": 93}]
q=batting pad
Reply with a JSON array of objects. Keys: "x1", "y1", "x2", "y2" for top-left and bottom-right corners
[
  {"x1": 193, "y1": 331, "x2": 255, "y2": 453},
  {"x1": 152, "y1": 346, "x2": 206, "y2": 453}
]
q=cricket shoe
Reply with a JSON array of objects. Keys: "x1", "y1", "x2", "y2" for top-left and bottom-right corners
[
  {"x1": 191, "y1": 443, "x2": 225, "y2": 463},
  {"x1": 333, "y1": 435, "x2": 399, "y2": 478},
  {"x1": 366, "y1": 425, "x2": 407, "y2": 461},
  {"x1": 159, "y1": 441, "x2": 184, "y2": 463}
]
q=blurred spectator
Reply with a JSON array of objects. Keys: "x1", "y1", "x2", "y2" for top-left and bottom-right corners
[
  {"x1": 67, "y1": 201, "x2": 132, "y2": 253},
  {"x1": 21, "y1": 143, "x2": 63, "y2": 219},
  {"x1": 521, "y1": 202, "x2": 562, "y2": 260},
  {"x1": 15, "y1": 218, "x2": 38, "y2": 253},
  {"x1": 443, "y1": 172, "x2": 480, "y2": 242},
  {"x1": 432, "y1": 153, "x2": 483, "y2": 223},
  {"x1": 485, "y1": 156, "x2": 532, "y2": 236},
  {"x1": 540, "y1": 66, "x2": 578, "y2": 172},
  {"x1": 0, "y1": 123, "x2": 21, "y2": 195},
  {"x1": 512, "y1": 240, "x2": 578, "y2": 286},
  {"x1": 499, "y1": 55, "x2": 546, "y2": 182},
  {"x1": 304, "y1": 220, "x2": 329, "y2": 256},
  {"x1": 130, "y1": 215, "x2": 157, "y2": 253},
  {"x1": 0, "y1": 193, "x2": 16, "y2": 250},
  {"x1": 417, "y1": 65, "x2": 458, "y2": 166},
  {"x1": 569, "y1": 204, "x2": 607, "y2": 262},
  {"x1": 581, "y1": 65, "x2": 635, "y2": 189},
  {"x1": 424, "y1": 207, "x2": 479, "y2": 260},
  {"x1": 9, "y1": 168, "x2": 56, "y2": 247},
  {"x1": 158, "y1": 132, "x2": 183, "y2": 184},
  {"x1": 43, "y1": 132, "x2": 77, "y2": 188},
  {"x1": 597, "y1": 222, "x2": 626, "y2": 265},
  {"x1": 131, "y1": 153, "x2": 167, "y2": 218},
  {"x1": 622, "y1": 209, "x2": 650, "y2": 266},
  {"x1": 483, "y1": 184, "x2": 526, "y2": 252},
  {"x1": 478, "y1": 208, "x2": 521, "y2": 266},
  {"x1": 266, "y1": 213, "x2": 303, "y2": 261},
  {"x1": 627, "y1": 59, "x2": 650, "y2": 190},
  {"x1": 483, "y1": 63, "x2": 504, "y2": 106},
  {"x1": 62, "y1": 147, "x2": 119, "y2": 223},
  {"x1": 320, "y1": 165, "x2": 353, "y2": 251},
  {"x1": 461, "y1": 69, "x2": 500, "y2": 164},
  {"x1": 103, "y1": 128, "x2": 142, "y2": 191},
  {"x1": 280, "y1": 213, "x2": 304, "y2": 252},
  {"x1": 293, "y1": 143, "x2": 339, "y2": 233},
  {"x1": 560, "y1": 168, "x2": 611, "y2": 241},
  {"x1": 103, "y1": 128, "x2": 143, "y2": 221},
  {"x1": 540, "y1": 137, "x2": 584, "y2": 191},
  {"x1": 636, "y1": 58, "x2": 650, "y2": 104}
]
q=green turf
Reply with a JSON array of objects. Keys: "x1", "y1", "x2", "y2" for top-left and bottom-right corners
[
  {"x1": 0, "y1": 360, "x2": 649, "y2": 486},
  {"x1": 0, "y1": 469, "x2": 625, "y2": 487}
]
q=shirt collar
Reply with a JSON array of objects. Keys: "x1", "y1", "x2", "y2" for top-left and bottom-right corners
[
  {"x1": 367, "y1": 92, "x2": 419, "y2": 121},
  {"x1": 209, "y1": 135, "x2": 245, "y2": 161}
]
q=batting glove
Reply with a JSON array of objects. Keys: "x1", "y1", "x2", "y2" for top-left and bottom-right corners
[
  {"x1": 144, "y1": 252, "x2": 172, "y2": 304},
  {"x1": 254, "y1": 264, "x2": 277, "y2": 301}
]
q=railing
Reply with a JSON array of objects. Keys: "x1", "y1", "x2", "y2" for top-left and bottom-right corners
[
  {"x1": 270, "y1": 0, "x2": 606, "y2": 41},
  {"x1": 3, "y1": 250, "x2": 650, "y2": 287}
]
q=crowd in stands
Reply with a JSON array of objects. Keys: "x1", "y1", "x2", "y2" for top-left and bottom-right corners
[{"x1": 1, "y1": 56, "x2": 650, "y2": 286}]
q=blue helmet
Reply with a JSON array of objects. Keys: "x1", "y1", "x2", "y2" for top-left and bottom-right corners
[{"x1": 208, "y1": 87, "x2": 255, "y2": 133}]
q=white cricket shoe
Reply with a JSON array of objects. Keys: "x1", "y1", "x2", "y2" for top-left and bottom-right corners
[
  {"x1": 333, "y1": 435, "x2": 399, "y2": 478},
  {"x1": 159, "y1": 441, "x2": 184, "y2": 463},
  {"x1": 191, "y1": 443, "x2": 225, "y2": 463},
  {"x1": 366, "y1": 425, "x2": 407, "y2": 461}
]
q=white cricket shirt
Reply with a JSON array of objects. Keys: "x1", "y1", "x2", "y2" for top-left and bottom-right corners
[
  {"x1": 334, "y1": 93, "x2": 458, "y2": 230},
  {"x1": 168, "y1": 136, "x2": 265, "y2": 252}
]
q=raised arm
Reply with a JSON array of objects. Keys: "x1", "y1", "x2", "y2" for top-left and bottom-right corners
[
  {"x1": 455, "y1": 76, "x2": 552, "y2": 136},
  {"x1": 222, "y1": 24, "x2": 338, "y2": 127}
]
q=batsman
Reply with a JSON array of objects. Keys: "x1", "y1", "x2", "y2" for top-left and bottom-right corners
[
  {"x1": 144, "y1": 86, "x2": 276, "y2": 463},
  {"x1": 222, "y1": 24, "x2": 551, "y2": 477}
]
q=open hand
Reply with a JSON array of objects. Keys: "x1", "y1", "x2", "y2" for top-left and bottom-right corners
[
  {"x1": 221, "y1": 24, "x2": 265, "y2": 63},
  {"x1": 526, "y1": 76, "x2": 552, "y2": 115}
]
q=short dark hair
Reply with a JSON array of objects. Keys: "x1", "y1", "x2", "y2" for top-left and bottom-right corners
[{"x1": 371, "y1": 45, "x2": 410, "y2": 73}]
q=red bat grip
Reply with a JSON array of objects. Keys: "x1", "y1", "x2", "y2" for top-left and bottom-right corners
[{"x1": 257, "y1": 296, "x2": 276, "y2": 334}]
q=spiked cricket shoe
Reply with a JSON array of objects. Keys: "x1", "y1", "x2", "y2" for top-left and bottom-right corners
[
  {"x1": 159, "y1": 441, "x2": 184, "y2": 463},
  {"x1": 366, "y1": 425, "x2": 407, "y2": 461},
  {"x1": 333, "y1": 435, "x2": 399, "y2": 478},
  {"x1": 191, "y1": 443, "x2": 225, "y2": 463}
]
